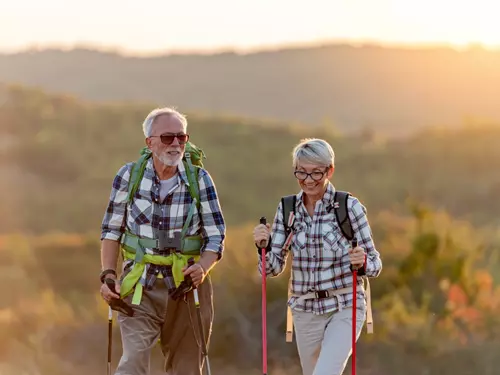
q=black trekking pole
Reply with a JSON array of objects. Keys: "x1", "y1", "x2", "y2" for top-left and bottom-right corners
[
  {"x1": 259, "y1": 217, "x2": 268, "y2": 375},
  {"x1": 107, "y1": 306, "x2": 112, "y2": 375},
  {"x1": 104, "y1": 278, "x2": 135, "y2": 375},
  {"x1": 188, "y1": 257, "x2": 212, "y2": 375}
]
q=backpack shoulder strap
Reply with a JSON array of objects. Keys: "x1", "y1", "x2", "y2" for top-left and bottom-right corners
[
  {"x1": 333, "y1": 190, "x2": 354, "y2": 241},
  {"x1": 281, "y1": 194, "x2": 296, "y2": 235},
  {"x1": 182, "y1": 157, "x2": 201, "y2": 210},
  {"x1": 127, "y1": 150, "x2": 152, "y2": 203}
]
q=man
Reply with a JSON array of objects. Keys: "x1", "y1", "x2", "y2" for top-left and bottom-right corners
[{"x1": 99, "y1": 107, "x2": 226, "y2": 375}]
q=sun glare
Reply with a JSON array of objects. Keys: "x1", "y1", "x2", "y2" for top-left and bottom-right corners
[{"x1": 389, "y1": 0, "x2": 500, "y2": 48}]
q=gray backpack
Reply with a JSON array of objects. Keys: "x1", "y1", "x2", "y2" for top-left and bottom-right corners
[{"x1": 281, "y1": 191, "x2": 354, "y2": 241}]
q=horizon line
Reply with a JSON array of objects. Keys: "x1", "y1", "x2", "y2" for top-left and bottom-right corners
[{"x1": 1, "y1": 38, "x2": 499, "y2": 57}]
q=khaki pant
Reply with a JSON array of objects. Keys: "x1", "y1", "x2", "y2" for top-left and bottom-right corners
[
  {"x1": 292, "y1": 304, "x2": 366, "y2": 375},
  {"x1": 115, "y1": 277, "x2": 214, "y2": 375}
]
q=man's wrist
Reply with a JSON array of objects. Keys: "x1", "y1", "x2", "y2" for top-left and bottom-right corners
[
  {"x1": 199, "y1": 251, "x2": 218, "y2": 274},
  {"x1": 100, "y1": 268, "x2": 117, "y2": 283}
]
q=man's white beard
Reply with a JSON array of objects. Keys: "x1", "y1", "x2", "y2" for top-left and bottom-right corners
[{"x1": 155, "y1": 150, "x2": 182, "y2": 167}]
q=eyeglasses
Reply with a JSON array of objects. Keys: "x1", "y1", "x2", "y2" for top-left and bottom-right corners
[
  {"x1": 150, "y1": 133, "x2": 190, "y2": 145},
  {"x1": 294, "y1": 168, "x2": 329, "y2": 181}
]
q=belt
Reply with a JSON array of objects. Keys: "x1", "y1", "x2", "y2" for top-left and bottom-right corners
[{"x1": 285, "y1": 278, "x2": 373, "y2": 342}]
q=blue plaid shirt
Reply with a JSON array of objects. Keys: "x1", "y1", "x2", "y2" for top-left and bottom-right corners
[
  {"x1": 101, "y1": 158, "x2": 226, "y2": 293},
  {"x1": 258, "y1": 183, "x2": 382, "y2": 314}
]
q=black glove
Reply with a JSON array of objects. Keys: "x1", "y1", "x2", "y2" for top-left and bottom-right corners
[
  {"x1": 350, "y1": 263, "x2": 367, "y2": 276},
  {"x1": 170, "y1": 277, "x2": 194, "y2": 301},
  {"x1": 104, "y1": 278, "x2": 135, "y2": 317},
  {"x1": 255, "y1": 238, "x2": 272, "y2": 255},
  {"x1": 169, "y1": 257, "x2": 196, "y2": 301}
]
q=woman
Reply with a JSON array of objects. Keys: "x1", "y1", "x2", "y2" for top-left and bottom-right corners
[{"x1": 253, "y1": 138, "x2": 382, "y2": 375}]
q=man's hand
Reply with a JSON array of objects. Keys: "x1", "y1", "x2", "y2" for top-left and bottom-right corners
[
  {"x1": 100, "y1": 276, "x2": 121, "y2": 303},
  {"x1": 182, "y1": 251, "x2": 219, "y2": 287},
  {"x1": 348, "y1": 246, "x2": 366, "y2": 269},
  {"x1": 182, "y1": 263, "x2": 206, "y2": 287}
]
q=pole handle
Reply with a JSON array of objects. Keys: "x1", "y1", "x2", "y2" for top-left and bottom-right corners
[
  {"x1": 259, "y1": 217, "x2": 267, "y2": 248},
  {"x1": 351, "y1": 238, "x2": 359, "y2": 271}
]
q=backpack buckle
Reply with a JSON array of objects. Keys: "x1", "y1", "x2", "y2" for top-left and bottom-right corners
[
  {"x1": 157, "y1": 231, "x2": 182, "y2": 252},
  {"x1": 315, "y1": 290, "x2": 329, "y2": 299}
]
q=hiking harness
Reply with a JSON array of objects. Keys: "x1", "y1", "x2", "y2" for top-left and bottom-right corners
[
  {"x1": 118, "y1": 143, "x2": 207, "y2": 306},
  {"x1": 280, "y1": 191, "x2": 374, "y2": 342}
]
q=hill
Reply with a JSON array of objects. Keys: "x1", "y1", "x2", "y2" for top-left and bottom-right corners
[
  {"x1": 1, "y1": 84, "x2": 500, "y2": 374},
  {"x1": 1, "y1": 83, "x2": 500, "y2": 235},
  {"x1": 1, "y1": 44, "x2": 500, "y2": 135}
]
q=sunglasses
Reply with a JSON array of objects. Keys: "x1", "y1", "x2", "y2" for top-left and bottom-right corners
[{"x1": 151, "y1": 133, "x2": 190, "y2": 145}]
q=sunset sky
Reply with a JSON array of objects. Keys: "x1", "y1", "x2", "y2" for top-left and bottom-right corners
[{"x1": 2, "y1": 0, "x2": 499, "y2": 54}]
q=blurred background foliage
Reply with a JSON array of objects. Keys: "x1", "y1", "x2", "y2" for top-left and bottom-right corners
[{"x1": 1, "y1": 83, "x2": 500, "y2": 374}]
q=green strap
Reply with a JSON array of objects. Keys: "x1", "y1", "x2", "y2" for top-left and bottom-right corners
[
  {"x1": 181, "y1": 200, "x2": 197, "y2": 239},
  {"x1": 120, "y1": 249, "x2": 200, "y2": 305},
  {"x1": 121, "y1": 231, "x2": 202, "y2": 254},
  {"x1": 127, "y1": 148, "x2": 152, "y2": 203},
  {"x1": 183, "y1": 155, "x2": 200, "y2": 209},
  {"x1": 121, "y1": 232, "x2": 158, "y2": 249},
  {"x1": 119, "y1": 231, "x2": 203, "y2": 305}
]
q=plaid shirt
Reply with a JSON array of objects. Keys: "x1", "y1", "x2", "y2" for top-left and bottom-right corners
[
  {"x1": 258, "y1": 183, "x2": 382, "y2": 315},
  {"x1": 101, "y1": 158, "x2": 226, "y2": 294}
]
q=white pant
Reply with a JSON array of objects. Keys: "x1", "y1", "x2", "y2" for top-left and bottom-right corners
[{"x1": 292, "y1": 305, "x2": 366, "y2": 375}]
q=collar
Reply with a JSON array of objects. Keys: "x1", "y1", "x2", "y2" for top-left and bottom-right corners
[
  {"x1": 144, "y1": 157, "x2": 191, "y2": 186},
  {"x1": 296, "y1": 182, "x2": 336, "y2": 209}
]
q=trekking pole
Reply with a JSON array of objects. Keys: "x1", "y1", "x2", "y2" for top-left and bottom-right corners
[
  {"x1": 187, "y1": 258, "x2": 212, "y2": 375},
  {"x1": 107, "y1": 306, "x2": 113, "y2": 375},
  {"x1": 351, "y1": 238, "x2": 358, "y2": 375},
  {"x1": 259, "y1": 216, "x2": 268, "y2": 375}
]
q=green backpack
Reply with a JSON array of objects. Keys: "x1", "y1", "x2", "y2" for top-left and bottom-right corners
[{"x1": 126, "y1": 141, "x2": 206, "y2": 208}]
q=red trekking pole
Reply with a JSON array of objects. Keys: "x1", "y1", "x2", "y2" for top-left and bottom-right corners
[
  {"x1": 259, "y1": 216, "x2": 268, "y2": 375},
  {"x1": 351, "y1": 238, "x2": 359, "y2": 375}
]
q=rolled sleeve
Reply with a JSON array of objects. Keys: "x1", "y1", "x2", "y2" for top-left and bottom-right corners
[
  {"x1": 257, "y1": 200, "x2": 289, "y2": 277},
  {"x1": 197, "y1": 169, "x2": 226, "y2": 259},
  {"x1": 100, "y1": 163, "x2": 132, "y2": 242},
  {"x1": 348, "y1": 196, "x2": 382, "y2": 278}
]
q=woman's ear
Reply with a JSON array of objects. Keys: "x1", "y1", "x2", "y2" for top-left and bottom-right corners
[{"x1": 327, "y1": 165, "x2": 335, "y2": 179}]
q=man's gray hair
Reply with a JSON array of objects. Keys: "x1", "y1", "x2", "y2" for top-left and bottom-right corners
[
  {"x1": 142, "y1": 107, "x2": 188, "y2": 138},
  {"x1": 292, "y1": 138, "x2": 335, "y2": 168}
]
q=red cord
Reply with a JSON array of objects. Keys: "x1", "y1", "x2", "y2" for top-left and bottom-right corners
[{"x1": 262, "y1": 250, "x2": 268, "y2": 375}]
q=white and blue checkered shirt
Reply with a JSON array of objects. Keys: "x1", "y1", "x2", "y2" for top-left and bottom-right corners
[
  {"x1": 258, "y1": 183, "x2": 382, "y2": 315},
  {"x1": 101, "y1": 157, "x2": 226, "y2": 292}
]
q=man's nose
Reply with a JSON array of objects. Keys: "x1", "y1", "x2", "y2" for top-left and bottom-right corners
[{"x1": 171, "y1": 136, "x2": 180, "y2": 146}]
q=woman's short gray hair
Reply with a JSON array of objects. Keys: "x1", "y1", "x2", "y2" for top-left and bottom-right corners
[
  {"x1": 292, "y1": 138, "x2": 335, "y2": 168},
  {"x1": 142, "y1": 107, "x2": 188, "y2": 138}
]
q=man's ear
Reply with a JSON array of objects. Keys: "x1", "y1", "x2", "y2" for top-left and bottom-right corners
[{"x1": 145, "y1": 137, "x2": 152, "y2": 150}]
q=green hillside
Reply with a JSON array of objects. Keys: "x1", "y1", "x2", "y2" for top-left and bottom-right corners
[
  {"x1": 1, "y1": 83, "x2": 500, "y2": 374},
  {"x1": 1, "y1": 83, "x2": 499, "y2": 235}
]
